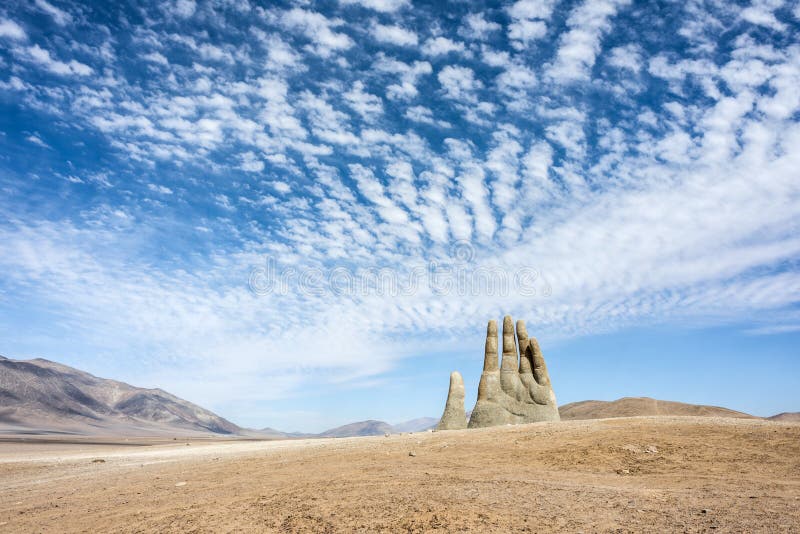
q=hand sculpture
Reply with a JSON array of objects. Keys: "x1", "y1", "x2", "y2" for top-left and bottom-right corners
[{"x1": 437, "y1": 315, "x2": 559, "y2": 430}]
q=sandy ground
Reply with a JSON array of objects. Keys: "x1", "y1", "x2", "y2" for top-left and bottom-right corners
[{"x1": 0, "y1": 417, "x2": 798, "y2": 533}]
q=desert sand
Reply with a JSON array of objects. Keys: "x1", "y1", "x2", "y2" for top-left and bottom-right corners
[{"x1": 1, "y1": 416, "x2": 798, "y2": 533}]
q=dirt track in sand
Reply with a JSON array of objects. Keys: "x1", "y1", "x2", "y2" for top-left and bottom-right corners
[{"x1": 1, "y1": 416, "x2": 798, "y2": 532}]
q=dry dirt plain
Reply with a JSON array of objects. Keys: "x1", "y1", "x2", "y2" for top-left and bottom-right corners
[{"x1": 1, "y1": 416, "x2": 798, "y2": 533}]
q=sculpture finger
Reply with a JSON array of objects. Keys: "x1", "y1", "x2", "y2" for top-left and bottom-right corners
[
  {"x1": 482, "y1": 319, "x2": 499, "y2": 372},
  {"x1": 529, "y1": 337, "x2": 551, "y2": 386},
  {"x1": 500, "y1": 315, "x2": 518, "y2": 371},
  {"x1": 436, "y1": 371, "x2": 467, "y2": 430},
  {"x1": 516, "y1": 319, "x2": 533, "y2": 374}
]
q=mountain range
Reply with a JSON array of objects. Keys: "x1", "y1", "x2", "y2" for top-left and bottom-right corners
[
  {"x1": 1, "y1": 355, "x2": 795, "y2": 437},
  {"x1": 0, "y1": 355, "x2": 437, "y2": 437},
  {"x1": 0, "y1": 355, "x2": 242, "y2": 436}
]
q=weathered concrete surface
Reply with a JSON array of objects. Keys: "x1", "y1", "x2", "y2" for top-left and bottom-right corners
[
  {"x1": 437, "y1": 315, "x2": 560, "y2": 430},
  {"x1": 436, "y1": 371, "x2": 467, "y2": 430}
]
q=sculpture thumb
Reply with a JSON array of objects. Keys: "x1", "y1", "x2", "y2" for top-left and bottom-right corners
[{"x1": 436, "y1": 371, "x2": 467, "y2": 430}]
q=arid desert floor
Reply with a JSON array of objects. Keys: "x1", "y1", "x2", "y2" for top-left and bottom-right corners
[{"x1": 1, "y1": 416, "x2": 798, "y2": 533}]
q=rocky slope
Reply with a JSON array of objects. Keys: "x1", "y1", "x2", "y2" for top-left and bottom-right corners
[
  {"x1": 0, "y1": 355, "x2": 241, "y2": 436},
  {"x1": 768, "y1": 412, "x2": 800, "y2": 422}
]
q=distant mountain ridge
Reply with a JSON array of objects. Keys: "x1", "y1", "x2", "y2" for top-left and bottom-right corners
[
  {"x1": 262, "y1": 417, "x2": 439, "y2": 439},
  {"x1": 2, "y1": 356, "x2": 793, "y2": 438},
  {"x1": 391, "y1": 417, "x2": 438, "y2": 433},
  {"x1": 0, "y1": 355, "x2": 241, "y2": 436},
  {"x1": 0, "y1": 354, "x2": 440, "y2": 438},
  {"x1": 319, "y1": 419, "x2": 393, "y2": 438}
]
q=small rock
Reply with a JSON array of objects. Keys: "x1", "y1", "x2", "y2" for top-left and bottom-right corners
[
  {"x1": 92, "y1": 459, "x2": 106, "y2": 463},
  {"x1": 645, "y1": 445, "x2": 658, "y2": 454},
  {"x1": 384, "y1": 433, "x2": 390, "y2": 437},
  {"x1": 175, "y1": 481, "x2": 187, "y2": 487},
  {"x1": 408, "y1": 451, "x2": 417, "y2": 457},
  {"x1": 701, "y1": 509, "x2": 709, "y2": 514}
]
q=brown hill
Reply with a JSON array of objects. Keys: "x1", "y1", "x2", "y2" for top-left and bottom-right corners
[
  {"x1": 558, "y1": 397, "x2": 757, "y2": 420},
  {"x1": 317, "y1": 420, "x2": 394, "y2": 438},
  {"x1": 768, "y1": 412, "x2": 800, "y2": 422},
  {"x1": 0, "y1": 355, "x2": 242, "y2": 436}
]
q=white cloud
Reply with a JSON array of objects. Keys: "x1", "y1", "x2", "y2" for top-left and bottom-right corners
[
  {"x1": 300, "y1": 91, "x2": 360, "y2": 146},
  {"x1": 0, "y1": 19, "x2": 27, "y2": 40},
  {"x1": 485, "y1": 129, "x2": 523, "y2": 214},
  {"x1": 26, "y1": 134, "x2": 50, "y2": 148},
  {"x1": 256, "y1": 77, "x2": 309, "y2": 142},
  {"x1": 374, "y1": 56, "x2": 432, "y2": 100},
  {"x1": 17, "y1": 45, "x2": 93, "y2": 76},
  {"x1": 606, "y1": 44, "x2": 642, "y2": 72},
  {"x1": 404, "y1": 105, "x2": 451, "y2": 128},
  {"x1": 507, "y1": 0, "x2": 557, "y2": 49},
  {"x1": 373, "y1": 23, "x2": 418, "y2": 47},
  {"x1": 546, "y1": 119, "x2": 586, "y2": 159},
  {"x1": 281, "y1": 8, "x2": 353, "y2": 57},
  {"x1": 172, "y1": 0, "x2": 197, "y2": 18},
  {"x1": 741, "y1": 0, "x2": 788, "y2": 31},
  {"x1": 350, "y1": 163, "x2": 412, "y2": 227},
  {"x1": 273, "y1": 181, "x2": 291, "y2": 194},
  {"x1": 147, "y1": 183, "x2": 174, "y2": 194},
  {"x1": 142, "y1": 51, "x2": 169, "y2": 65},
  {"x1": 459, "y1": 164, "x2": 497, "y2": 241},
  {"x1": 460, "y1": 13, "x2": 501, "y2": 40},
  {"x1": 422, "y1": 37, "x2": 466, "y2": 56},
  {"x1": 496, "y1": 63, "x2": 537, "y2": 109},
  {"x1": 339, "y1": 0, "x2": 409, "y2": 12},
  {"x1": 240, "y1": 151, "x2": 265, "y2": 172},
  {"x1": 259, "y1": 33, "x2": 302, "y2": 70},
  {"x1": 438, "y1": 65, "x2": 482, "y2": 103},
  {"x1": 34, "y1": 0, "x2": 72, "y2": 26},
  {"x1": 344, "y1": 81, "x2": 383, "y2": 120},
  {"x1": 522, "y1": 141, "x2": 555, "y2": 200},
  {"x1": 547, "y1": 0, "x2": 632, "y2": 83},
  {"x1": 510, "y1": 19, "x2": 548, "y2": 45},
  {"x1": 198, "y1": 43, "x2": 234, "y2": 64},
  {"x1": 481, "y1": 47, "x2": 511, "y2": 67}
]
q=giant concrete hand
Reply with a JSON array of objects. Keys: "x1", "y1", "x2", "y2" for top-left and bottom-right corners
[{"x1": 437, "y1": 315, "x2": 559, "y2": 430}]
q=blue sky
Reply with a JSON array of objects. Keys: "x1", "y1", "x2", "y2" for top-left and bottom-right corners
[{"x1": 0, "y1": 0, "x2": 798, "y2": 432}]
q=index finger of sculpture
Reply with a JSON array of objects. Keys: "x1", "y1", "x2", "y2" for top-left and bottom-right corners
[
  {"x1": 500, "y1": 315, "x2": 518, "y2": 371},
  {"x1": 483, "y1": 320, "x2": 499, "y2": 372},
  {"x1": 529, "y1": 337, "x2": 551, "y2": 386},
  {"x1": 437, "y1": 371, "x2": 467, "y2": 430},
  {"x1": 516, "y1": 319, "x2": 533, "y2": 374}
]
